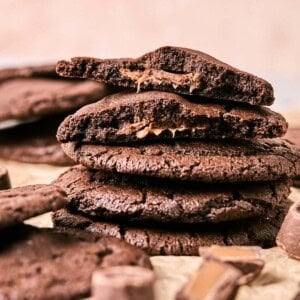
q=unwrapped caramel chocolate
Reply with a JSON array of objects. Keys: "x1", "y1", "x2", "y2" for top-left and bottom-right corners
[
  {"x1": 92, "y1": 266, "x2": 155, "y2": 300},
  {"x1": 176, "y1": 260, "x2": 241, "y2": 300},
  {"x1": 277, "y1": 202, "x2": 300, "y2": 260},
  {"x1": 199, "y1": 245, "x2": 264, "y2": 284}
]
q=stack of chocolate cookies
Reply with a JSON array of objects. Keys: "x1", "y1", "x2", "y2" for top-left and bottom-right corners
[
  {"x1": 0, "y1": 65, "x2": 110, "y2": 165},
  {"x1": 52, "y1": 46, "x2": 300, "y2": 255}
]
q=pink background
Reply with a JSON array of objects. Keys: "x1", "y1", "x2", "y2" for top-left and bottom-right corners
[{"x1": 0, "y1": 0, "x2": 299, "y2": 119}]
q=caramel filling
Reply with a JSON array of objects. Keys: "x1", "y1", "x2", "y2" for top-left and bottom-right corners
[
  {"x1": 120, "y1": 69, "x2": 202, "y2": 93},
  {"x1": 117, "y1": 122, "x2": 208, "y2": 139},
  {"x1": 183, "y1": 261, "x2": 228, "y2": 299}
]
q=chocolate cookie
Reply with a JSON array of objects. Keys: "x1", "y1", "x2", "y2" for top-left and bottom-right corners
[
  {"x1": 284, "y1": 128, "x2": 300, "y2": 187},
  {"x1": 0, "y1": 224, "x2": 152, "y2": 299},
  {"x1": 57, "y1": 92, "x2": 287, "y2": 145},
  {"x1": 0, "y1": 115, "x2": 73, "y2": 165},
  {"x1": 53, "y1": 165, "x2": 291, "y2": 224},
  {"x1": 0, "y1": 64, "x2": 109, "y2": 122},
  {"x1": 0, "y1": 184, "x2": 67, "y2": 229},
  {"x1": 0, "y1": 166, "x2": 11, "y2": 190},
  {"x1": 53, "y1": 206, "x2": 289, "y2": 256},
  {"x1": 61, "y1": 139, "x2": 300, "y2": 182},
  {"x1": 56, "y1": 46, "x2": 274, "y2": 106}
]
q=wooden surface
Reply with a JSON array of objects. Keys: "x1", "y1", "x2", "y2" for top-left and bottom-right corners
[{"x1": 1, "y1": 158, "x2": 300, "y2": 300}]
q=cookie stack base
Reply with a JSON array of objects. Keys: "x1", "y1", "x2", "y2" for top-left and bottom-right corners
[{"x1": 53, "y1": 208, "x2": 288, "y2": 256}]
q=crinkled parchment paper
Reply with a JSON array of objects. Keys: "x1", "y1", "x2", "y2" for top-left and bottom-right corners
[{"x1": 1, "y1": 158, "x2": 300, "y2": 300}]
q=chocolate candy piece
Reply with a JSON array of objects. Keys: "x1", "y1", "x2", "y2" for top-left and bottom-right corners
[
  {"x1": 0, "y1": 166, "x2": 11, "y2": 190},
  {"x1": 56, "y1": 46, "x2": 274, "y2": 106},
  {"x1": 0, "y1": 184, "x2": 67, "y2": 229},
  {"x1": 277, "y1": 202, "x2": 300, "y2": 260},
  {"x1": 92, "y1": 266, "x2": 155, "y2": 300},
  {"x1": 199, "y1": 245, "x2": 264, "y2": 284},
  {"x1": 176, "y1": 260, "x2": 241, "y2": 300}
]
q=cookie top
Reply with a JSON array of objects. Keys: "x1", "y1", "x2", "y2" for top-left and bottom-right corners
[
  {"x1": 56, "y1": 46, "x2": 274, "y2": 106},
  {"x1": 57, "y1": 91, "x2": 287, "y2": 145},
  {"x1": 0, "y1": 166, "x2": 11, "y2": 190},
  {"x1": 0, "y1": 64, "x2": 109, "y2": 122},
  {"x1": 0, "y1": 115, "x2": 73, "y2": 165},
  {"x1": 61, "y1": 138, "x2": 300, "y2": 182},
  {"x1": 0, "y1": 184, "x2": 67, "y2": 229},
  {"x1": 53, "y1": 206, "x2": 289, "y2": 256},
  {"x1": 0, "y1": 224, "x2": 152, "y2": 299},
  {"x1": 53, "y1": 165, "x2": 290, "y2": 224}
]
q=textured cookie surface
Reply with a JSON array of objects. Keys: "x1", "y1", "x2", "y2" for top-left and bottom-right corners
[
  {"x1": 0, "y1": 116, "x2": 74, "y2": 165},
  {"x1": 0, "y1": 184, "x2": 67, "y2": 228},
  {"x1": 61, "y1": 139, "x2": 300, "y2": 182},
  {"x1": 0, "y1": 225, "x2": 152, "y2": 299},
  {"x1": 56, "y1": 46, "x2": 274, "y2": 106},
  {"x1": 57, "y1": 91, "x2": 287, "y2": 144},
  {"x1": 284, "y1": 128, "x2": 300, "y2": 187},
  {"x1": 0, "y1": 64, "x2": 109, "y2": 121},
  {"x1": 0, "y1": 166, "x2": 11, "y2": 190},
  {"x1": 53, "y1": 207, "x2": 289, "y2": 256},
  {"x1": 53, "y1": 165, "x2": 291, "y2": 224}
]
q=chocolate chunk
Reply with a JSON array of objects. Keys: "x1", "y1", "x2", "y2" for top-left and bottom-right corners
[
  {"x1": 176, "y1": 260, "x2": 241, "y2": 300},
  {"x1": 53, "y1": 165, "x2": 291, "y2": 224},
  {"x1": 0, "y1": 224, "x2": 152, "y2": 299},
  {"x1": 276, "y1": 201, "x2": 300, "y2": 260},
  {"x1": 61, "y1": 139, "x2": 300, "y2": 182},
  {"x1": 92, "y1": 266, "x2": 155, "y2": 300},
  {"x1": 57, "y1": 91, "x2": 287, "y2": 145},
  {"x1": 52, "y1": 206, "x2": 289, "y2": 255},
  {"x1": 0, "y1": 115, "x2": 74, "y2": 165},
  {"x1": 0, "y1": 64, "x2": 109, "y2": 122},
  {"x1": 0, "y1": 166, "x2": 11, "y2": 190},
  {"x1": 56, "y1": 46, "x2": 274, "y2": 106},
  {"x1": 199, "y1": 245, "x2": 264, "y2": 284},
  {"x1": 0, "y1": 184, "x2": 67, "y2": 229}
]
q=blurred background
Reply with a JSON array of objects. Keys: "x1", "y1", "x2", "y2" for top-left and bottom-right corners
[{"x1": 0, "y1": 0, "x2": 299, "y2": 123}]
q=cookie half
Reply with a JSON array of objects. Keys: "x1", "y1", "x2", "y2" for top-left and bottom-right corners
[
  {"x1": 53, "y1": 207, "x2": 289, "y2": 256},
  {"x1": 56, "y1": 46, "x2": 274, "y2": 106},
  {"x1": 0, "y1": 184, "x2": 67, "y2": 229},
  {"x1": 53, "y1": 165, "x2": 290, "y2": 224},
  {"x1": 0, "y1": 64, "x2": 109, "y2": 122},
  {"x1": 0, "y1": 166, "x2": 11, "y2": 190},
  {"x1": 57, "y1": 91, "x2": 287, "y2": 144},
  {"x1": 0, "y1": 115, "x2": 73, "y2": 165},
  {"x1": 0, "y1": 225, "x2": 151, "y2": 299},
  {"x1": 61, "y1": 139, "x2": 300, "y2": 182}
]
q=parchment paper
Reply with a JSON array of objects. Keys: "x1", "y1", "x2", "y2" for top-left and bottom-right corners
[{"x1": 1, "y1": 158, "x2": 300, "y2": 300}]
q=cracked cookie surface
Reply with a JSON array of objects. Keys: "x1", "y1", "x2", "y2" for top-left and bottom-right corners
[
  {"x1": 0, "y1": 225, "x2": 151, "y2": 299},
  {"x1": 53, "y1": 206, "x2": 289, "y2": 256},
  {"x1": 53, "y1": 165, "x2": 291, "y2": 224},
  {"x1": 57, "y1": 91, "x2": 287, "y2": 144},
  {"x1": 61, "y1": 139, "x2": 300, "y2": 182},
  {"x1": 56, "y1": 46, "x2": 274, "y2": 106}
]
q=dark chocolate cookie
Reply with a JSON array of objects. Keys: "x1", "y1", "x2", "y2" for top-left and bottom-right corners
[
  {"x1": 0, "y1": 166, "x2": 11, "y2": 190},
  {"x1": 56, "y1": 46, "x2": 274, "y2": 106},
  {"x1": 284, "y1": 128, "x2": 300, "y2": 187},
  {"x1": 0, "y1": 224, "x2": 152, "y2": 299},
  {"x1": 0, "y1": 184, "x2": 67, "y2": 229},
  {"x1": 0, "y1": 115, "x2": 73, "y2": 165},
  {"x1": 53, "y1": 165, "x2": 291, "y2": 224},
  {"x1": 57, "y1": 91, "x2": 287, "y2": 144},
  {"x1": 61, "y1": 139, "x2": 300, "y2": 182},
  {"x1": 0, "y1": 64, "x2": 109, "y2": 122},
  {"x1": 53, "y1": 206, "x2": 289, "y2": 256}
]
